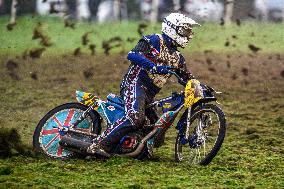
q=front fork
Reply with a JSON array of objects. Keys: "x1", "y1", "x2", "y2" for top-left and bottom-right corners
[
  {"x1": 71, "y1": 106, "x2": 94, "y2": 129},
  {"x1": 178, "y1": 106, "x2": 204, "y2": 146},
  {"x1": 185, "y1": 107, "x2": 192, "y2": 140},
  {"x1": 176, "y1": 107, "x2": 191, "y2": 145}
]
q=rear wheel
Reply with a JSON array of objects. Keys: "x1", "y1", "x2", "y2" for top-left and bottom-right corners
[
  {"x1": 175, "y1": 104, "x2": 226, "y2": 165},
  {"x1": 33, "y1": 103, "x2": 101, "y2": 159}
]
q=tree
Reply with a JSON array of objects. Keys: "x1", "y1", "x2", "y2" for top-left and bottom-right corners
[
  {"x1": 223, "y1": 0, "x2": 234, "y2": 25},
  {"x1": 150, "y1": 0, "x2": 159, "y2": 23},
  {"x1": 113, "y1": 0, "x2": 121, "y2": 21},
  {"x1": 10, "y1": 0, "x2": 17, "y2": 24},
  {"x1": 282, "y1": 4, "x2": 284, "y2": 23},
  {"x1": 6, "y1": 0, "x2": 17, "y2": 30},
  {"x1": 88, "y1": 0, "x2": 102, "y2": 20},
  {"x1": 173, "y1": 0, "x2": 181, "y2": 11},
  {"x1": 76, "y1": 0, "x2": 91, "y2": 20}
]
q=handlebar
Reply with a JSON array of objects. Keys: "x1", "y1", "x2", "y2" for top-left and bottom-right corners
[
  {"x1": 168, "y1": 68, "x2": 221, "y2": 95},
  {"x1": 168, "y1": 70, "x2": 187, "y2": 86}
]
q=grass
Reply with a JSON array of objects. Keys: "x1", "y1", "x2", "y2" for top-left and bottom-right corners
[
  {"x1": 0, "y1": 16, "x2": 284, "y2": 188},
  {"x1": 0, "y1": 15, "x2": 284, "y2": 56}
]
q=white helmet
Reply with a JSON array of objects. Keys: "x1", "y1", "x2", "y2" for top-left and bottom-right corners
[{"x1": 162, "y1": 13, "x2": 201, "y2": 48}]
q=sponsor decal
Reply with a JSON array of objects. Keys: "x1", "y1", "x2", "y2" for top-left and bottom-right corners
[{"x1": 107, "y1": 105, "x2": 116, "y2": 111}]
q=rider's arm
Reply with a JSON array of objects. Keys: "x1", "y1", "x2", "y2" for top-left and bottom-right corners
[
  {"x1": 127, "y1": 38, "x2": 156, "y2": 70},
  {"x1": 176, "y1": 55, "x2": 194, "y2": 84}
]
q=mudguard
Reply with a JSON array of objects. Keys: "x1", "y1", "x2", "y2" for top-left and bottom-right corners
[{"x1": 76, "y1": 90, "x2": 100, "y2": 107}]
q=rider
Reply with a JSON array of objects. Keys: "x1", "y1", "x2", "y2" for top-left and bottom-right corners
[{"x1": 91, "y1": 13, "x2": 200, "y2": 154}]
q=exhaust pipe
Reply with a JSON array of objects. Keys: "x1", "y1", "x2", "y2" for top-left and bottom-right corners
[
  {"x1": 59, "y1": 136, "x2": 111, "y2": 157},
  {"x1": 60, "y1": 127, "x2": 160, "y2": 158},
  {"x1": 60, "y1": 127, "x2": 163, "y2": 158},
  {"x1": 121, "y1": 127, "x2": 159, "y2": 157},
  {"x1": 59, "y1": 136, "x2": 92, "y2": 154},
  {"x1": 121, "y1": 106, "x2": 182, "y2": 157}
]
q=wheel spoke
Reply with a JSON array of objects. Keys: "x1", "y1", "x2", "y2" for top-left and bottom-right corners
[
  {"x1": 45, "y1": 134, "x2": 60, "y2": 149},
  {"x1": 194, "y1": 149, "x2": 198, "y2": 164},
  {"x1": 188, "y1": 149, "x2": 193, "y2": 163},
  {"x1": 57, "y1": 146, "x2": 63, "y2": 156},
  {"x1": 41, "y1": 128, "x2": 58, "y2": 135},
  {"x1": 53, "y1": 116, "x2": 63, "y2": 127},
  {"x1": 203, "y1": 140, "x2": 206, "y2": 157},
  {"x1": 197, "y1": 148, "x2": 201, "y2": 163},
  {"x1": 64, "y1": 109, "x2": 75, "y2": 127}
]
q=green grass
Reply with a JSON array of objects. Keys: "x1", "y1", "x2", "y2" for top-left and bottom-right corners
[{"x1": 0, "y1": 15, "x2": 284, "y2": 56}]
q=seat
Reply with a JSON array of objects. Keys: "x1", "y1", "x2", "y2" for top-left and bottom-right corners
[{"x1": 106, "y1": 93, "x2": 125, "y2": 108}]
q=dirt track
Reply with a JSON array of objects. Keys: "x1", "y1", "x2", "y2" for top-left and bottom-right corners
[
  {"x1": 2, "y1": 52, "x2": 283, "y2": 91},
  {"x1": 1, "y1": 52, "x2": 283, "y2": 117}
]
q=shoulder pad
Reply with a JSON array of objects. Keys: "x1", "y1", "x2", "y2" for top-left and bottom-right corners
[{"x1": 143, "y1": 34, "x2": 160, "y2": 44}]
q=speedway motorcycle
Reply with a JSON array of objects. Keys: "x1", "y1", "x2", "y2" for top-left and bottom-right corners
[{"x1": 33, "y1": 70, "x2": 227, "y2": 165}]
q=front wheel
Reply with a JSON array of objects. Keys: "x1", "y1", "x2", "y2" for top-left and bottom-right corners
[
  {"x1": 33, "y1": 103, "x2": 101, "y2": 159},
  {"x1": 175, "y1": 104, "x2": 227, "y2": 165}
]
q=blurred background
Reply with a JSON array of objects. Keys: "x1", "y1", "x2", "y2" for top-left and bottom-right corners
[
  {"x1": 1, "y1": 0, "x2": 284, "y2": 23},
  {"x1": 1, "y1": 0, "x2": 284, "y2": 55}
]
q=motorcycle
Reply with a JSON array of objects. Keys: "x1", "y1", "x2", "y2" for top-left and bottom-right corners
[{"x1": 33, "y1": 70, "x2": 227, "y2": 165}]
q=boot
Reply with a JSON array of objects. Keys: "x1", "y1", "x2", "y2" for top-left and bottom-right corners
[{"x1": 87, "y1": 143, "x2": 111, "y2": 157}]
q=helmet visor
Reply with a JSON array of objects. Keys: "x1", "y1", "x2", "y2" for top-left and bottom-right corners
[
  {"x1": 177, "y1": 25, "x2": 194, "y2": 39},
  {"x1": 163, "y1": 18, "x2": 195, "y2": 40}
]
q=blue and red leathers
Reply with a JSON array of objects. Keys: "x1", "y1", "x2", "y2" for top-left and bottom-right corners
[{"x1": 99, "y1": 33, "x2": 193, "y2": 152}]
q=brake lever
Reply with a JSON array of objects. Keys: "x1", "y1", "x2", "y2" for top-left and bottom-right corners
[{"x1": 168, "y1": 70, "x2": 187, "y2": 86}]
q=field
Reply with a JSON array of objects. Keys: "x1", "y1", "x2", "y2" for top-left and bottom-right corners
[{"x1": 0, "y1": 16, "x2": 284, "y2": 188}]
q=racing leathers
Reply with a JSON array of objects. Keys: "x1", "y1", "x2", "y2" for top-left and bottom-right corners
[{"x1": 98, "y1": 33, "x2": 193, "y2": 153}]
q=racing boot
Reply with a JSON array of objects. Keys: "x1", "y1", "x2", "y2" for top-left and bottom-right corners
[{"x1": 87, "y1": 143, "x2": 111, "y2": 158}]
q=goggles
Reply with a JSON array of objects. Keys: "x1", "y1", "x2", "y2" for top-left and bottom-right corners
[{"x1": 164, "y1": 18, "x2": 194, "y2": 38}]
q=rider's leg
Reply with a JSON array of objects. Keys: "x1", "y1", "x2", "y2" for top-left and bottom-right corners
[
  {"x1": 145, "y1": 106, "x2": 165, "y2": 147},
  {"x1": 145, "y1": 106, "x2": 159, "y2": 124},
  {"x1": 97, "y1": 81, "x2": 147, "y2": 153}
]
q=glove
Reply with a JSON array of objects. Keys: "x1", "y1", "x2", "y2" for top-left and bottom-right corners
[{"x1": 150, "y1": 66, "x2": 171, "y2": 74}]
